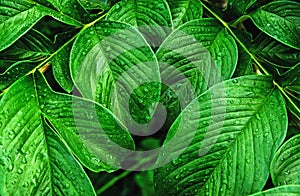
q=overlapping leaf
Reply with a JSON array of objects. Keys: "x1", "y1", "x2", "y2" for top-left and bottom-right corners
[
  {"x1": 156, "y1": 18, "x2": 238, "y2": 126},
  {"x1": 271, "y1": 134, "x2": 300, "y2": 186},
  {"x1": 154, "y1": 76, "x2": 287, "y2": 195},
  {"x1": 1, "y1": 72, "x2": 135, "y2": 175},
  {"x1": 0, "y1": 74, "x2": 95, "y2": 195},
  {"x1": 251, "y1": 33, "x2": 300, "y2": 68},
  {"x1": 106, "y1": 0, "x2": 173, "y2": 47},
  {"x1": 249, "y1": 0, "x2": 300, "y2": 50},
  {"x1": 0, "y1": 29, "x2": 53, "y2": 71},
  {"x1": 70, "y1": 20, "x2": 161, "y2": 129},
  {"x1": 0, "y1": 0, "x2": 85, "y2": 51}
]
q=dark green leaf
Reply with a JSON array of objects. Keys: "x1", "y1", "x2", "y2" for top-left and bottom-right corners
[
  {"x1": 0, "y1": 29, "x2": 53, "y2": 70},
  {"x1": 0, "y1": 0, "x2": 83, "y2": 51},
  {"x1": 250, "y1": 185, "x2": 300, "y2": 195},
  {"x1": 251, "y1": 33, "x2": 300, "y2": 68},
  {"x1": 271, "y1": 134, "x2": 300, "y2": 186},
  {"x1": 249, "y1": 0, "x2": 300, "y2": 50},
  {"x1": 154, "y1": 76, "x2": 287, "y2": 195}
]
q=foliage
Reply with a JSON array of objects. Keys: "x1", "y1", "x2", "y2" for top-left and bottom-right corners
[{"x1": 0, "y1": 0, "x2": 300, "y2": 195}]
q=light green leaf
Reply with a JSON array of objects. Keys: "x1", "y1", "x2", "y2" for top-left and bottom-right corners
[
  {"x1": 156, "y1": 18, "x2": 238, "y2": 126},
  {"x1": 251, "y1": 33, "x2": 300, "y2": 68},
  {"x1": 70, "y1": 20, "x2": 161, "y2": 130},
  {"x1": 249, "y1": 0, "x2": 300, "y2": 50},
  {"x1": 0, "y1": 0, "x2": 83, "y2": 52},
  {"x1": 250, "y1": 185, "x2": 300, "y2": 196},
  {"x1": 154, "y1": 76, "x2": 287, "y2": 195},
  {"x1": 106, "y1": 0, "x2": 173, "y2": 47},
  {"x1": 166, "y1": 0, "x2": 202, "y2": 29},
  {"x1": 271, "y1": 134, "x2": 300, "y2": 186},
  {"x1": 0, "y1": 74, "x2": 95, "y2": 195}
]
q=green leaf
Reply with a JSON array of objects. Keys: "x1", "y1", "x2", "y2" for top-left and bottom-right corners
[
  {"x1": 1, "y1": 71, "x2": 134, "y2": 173},
  {"x1": 134, "y1": 170, "x2": 156, "y2": 196},
  {"x1": 0, "y1": 29, "x2": 53, "y2": 70},
  {"x1": 251, "y1": 33, "x2": 300, "y2": 68},
  {"x1": 156, "y1": 18, "x2": 238, "y2": 126},
  {"x1": 0, "y1": 0, "x2": 83, "y2": 52},
  {"x1": 154, "y1": 76, "x2": 287, "y2": 195},
  {"x1": 248, "y1": 0, "x2": 300, "y2": 50},
  {"x1": 70, "y1": 20, "x2": 161, "y2": 129},
  {"x1": 106, "y1": 0, "x2": 173, "y2": 47},
  {"x1": 232, "y1": 29, "x2": 254, "y2": 77},
  {"x1": 166, "y1": 0, "x2": 202, "y2": 29},
  {"x1": 271, "y1": 134, "x2": 300, "y2": 186},
  {"x1": 224, "y1": 0, "x2": 257, "y2": 20},
  {"x1": 52, "y1": 31, "x2": 77, "y2": 93},
  {"x1": 0, "y1": 74, "x2": 95, "y2": 195},
  {"x1": 0, "y1": 62, "x2": 37, "y2": 92},
  {"x1": 79, "y1": 0, "x2": 110, "y2": 10},
  {"x1": 35, "y1": 72, "x2": 135, "y2": 171},
  {"x1": 44, "y1": 0, "x2": 89, "y2": 23},
  {"x1": 250, "y1": 185, "x2": 300, "y2": 196},
  {"x1": 280, "y1": 63, "x2": 300, "y2": 89}
]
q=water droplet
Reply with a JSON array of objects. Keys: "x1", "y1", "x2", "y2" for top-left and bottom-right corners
[
  {"x1": 172, "y1": 157, "x2": 181, "y2": 165},
  {"x1": 17, "y1": 168, "x2": 23, "y2": 174},
  {"x1": 285, "y1": 170, "x2": 290, "y2": 175}
]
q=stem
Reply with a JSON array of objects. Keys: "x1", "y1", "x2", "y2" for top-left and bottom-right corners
[
  {"x1": 200, "y1": 0, "x2": 300, "y2": 117},
  {"x1": 96, "y1": 170, "x2": 131, "y2": 195},
  {"x1": 200, "y1": 1, "x2": 270, "y2": 76},
  {"x1": 274, "y1": 81, "x2": 300, "y2": 114}
]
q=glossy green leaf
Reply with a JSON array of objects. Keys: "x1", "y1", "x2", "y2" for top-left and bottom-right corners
[
  {"x1": 251, "y1": 33, "x2": 300, "y2": 68},
  {"x1": 51, "y1": 31, "x2": 77, "y2": 93},
  {"x1": 70, "y1": 20, "x2": 161, "y2": 129},
  {"x1": 154, "y1": 76, "x2": 287, "y2": 195},
  {"x1": 0, "y1": 74, "x2": 95, "y2": 195},
  {"x1": 1, "y1": 71, "x2": 134, "y2": 174},
  {"x1": 0, "y1": 29, "x2": 53, "y2": 71},
  {"x1": 250, "y1": 185, "x2": 300, "y2": 196},
  {"x1": 0, "y1": 62, "x2": 37, "y2": 92},
  {"x1": 249, "y1": 0, "x2": 300, "y2": 50},
  {"x1": 156, "y1": 18, "x2": 238, "y2": 126},
  {"x1": 223, "y1": 0, "x2": 257, "y2": 20},
  {"x1": 281, "y1": 63, "x2": 300, "y2": 89},
  {"x1": 232, "y1": 29, "x2": 254, "y2": 77},
  {"x1": 271, "y1": 134, "x2": 300, "y2": 186},
  {"x1": 79, "y1": 0, "x2": 110, "y2": 10},
  {"x1": 166, "y1": 0, "x2": 202, "y2": 28},
  {"x1": 35, "y1": 72, "x2": 135, "y2": 171},
  {"x1": 0, "y1": 0, "x2": 83, "y2": 52},
  {"x1": 106, "y1": 0, "x2": 172, "y2": 47},
  {"x1": 45, "y1": 0, "x2": 89, "y2": 23}
]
